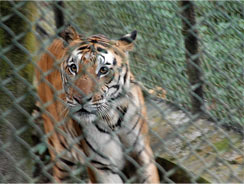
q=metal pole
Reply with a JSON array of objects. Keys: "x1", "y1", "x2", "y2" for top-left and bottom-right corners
[{"x1": 180, "y1": 1, "x2": 204, "y2": 113}]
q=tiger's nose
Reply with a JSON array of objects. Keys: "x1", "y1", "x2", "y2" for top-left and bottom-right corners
[{"x1": 73, "y1": 95, "x2": 92, "y2": 105}]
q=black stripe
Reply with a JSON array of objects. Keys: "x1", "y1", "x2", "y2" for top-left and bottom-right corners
[
  {"x1": 91, "y1": 162, "x2": 119, "y2": 175},
  {"x1": 99, "y1": 54, "x2": 105, "y2": 62},
  {"x1": 119, "y1": 37, "x2": 133, "y2": 43},
  {"x1": 115, "y1": 117, "x2": 123, "y2": 129},
  {"x1": 90, "y1": 39, "x2": 98, "y2": 43},
  {"x1": 57, "y1": 175, "x2": 70, "y2": 181},
  {"x1": 113, "y1": 58, "x2": 117, "y2": 65},
  {"x1": 91, "y1": 160, "x2": 110, "y2": 167},
  {"x1": 97, "y1": 47, "x2": 108, "y2": 54},
  {"x1": 127, "y1": 97, "x2": 143, "y2": 135},
  {"x1": 78, "y1": 143, "x2": 83, "y2": 149},
  {"x1": 95, "y1": 123, "x2": 110, "y2": 134},
  {"x1": 60, "y1": 158, "x2": 75, "y2": 166},
  {"x1": 105, "y1": 71, "x2": 115, "y2": 84},
  {"x1": 115, "y1": 106, "x2": 128, "y2": 128},
  {"x1": 56, "y1": 135, "x2": 70, "y2": 160},
  {"x1": 55, "y1": 164, "x2": 68, "y2": 172},
  {"x1": 110, "y1": 92, "x2": 124, "y2": 101},
  {"x1": 60, "y1": 141, "x2": 69, "y2": 150},
  {"x1": 84, "y1": 138, "x2": 109, "y2": 159},
  {"x1": 109, "y1": 86, "x2": 120, "y2": 98},
  {"x1": 109, "y1": 65, "x2": 126, "y2": 96},
  {"x1": 48, "y1": 139, "x2": 54, "y2": 146},
  {"x1": 132, "y1": 119, "x2": 145, "y2": 147},
  {"x1": 78, "y1": 45, "x2": 88, "y2": 50},
  {"x1": 123, "y1": 64, "x2": 128, "y2": 84},
  {"x1": 97, "y1": 167, "x2": 113, "y2": 171},
  {"x1": 126, "y1": 115, "x2": 140, "y2": 135},
  {"x1": 136, "y1": 147, "x2": 144, "y2": 157},
  {"x1": 109, "y1": 84, "x2": 120, "y2": 90},
  {"x1": 141, "y1": 176, "x2": 150, "y2": 183},
  {"x1": 110, "y1": 86, "x2": 121, "y2": 98}
]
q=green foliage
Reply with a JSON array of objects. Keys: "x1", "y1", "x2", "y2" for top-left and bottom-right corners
[
  {"x1": 213, "y1": 138, "x2": 230, "y2": 152},
  {"x1": 34, "y1": 143, "x2": 48, "y2": 155},
  {"x1": 65, "y1": 1, "x2": 244, "y2": 126}
]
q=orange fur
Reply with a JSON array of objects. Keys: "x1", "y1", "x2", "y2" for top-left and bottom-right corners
[
  {"x1": 36, "y1": 32, "x2": 159, "y2": 183},
  {"x1": 36, "y1": 39, "x2": 70, "y2": 181}
]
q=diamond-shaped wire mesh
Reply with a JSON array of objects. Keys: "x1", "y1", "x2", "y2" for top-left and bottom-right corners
[{"x1": 0, "y1": 1, "x2": 243, "y2": 183}]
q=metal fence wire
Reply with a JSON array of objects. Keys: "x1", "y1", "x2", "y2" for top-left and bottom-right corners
[{"x1": 0, "y1": 1, "x2": 243, "y2": 183}]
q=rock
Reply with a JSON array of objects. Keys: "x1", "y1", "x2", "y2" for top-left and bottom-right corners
[{"x1": 146, "y1": 96, "x2": 244, "y2": 183}]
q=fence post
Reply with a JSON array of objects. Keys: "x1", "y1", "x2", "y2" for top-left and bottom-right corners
[
  {"x1": 53, "y1": 1, "x2": 65, "y2": 30},
  {"x1": 180, "y1": 1, "x2": 204, "y2": 113}
]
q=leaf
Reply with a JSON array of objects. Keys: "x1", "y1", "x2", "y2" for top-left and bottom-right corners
[{"x1": 35, "y1": 143, "x2": 47, "y2": 155}]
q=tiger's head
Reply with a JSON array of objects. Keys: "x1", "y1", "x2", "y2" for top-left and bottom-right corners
[{"x1": 59, "y1": 26, "x2": 137, "y2": 120}]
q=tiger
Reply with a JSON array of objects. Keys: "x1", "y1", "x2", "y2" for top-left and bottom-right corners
[{"x1": 36, "y1": 26, "x2": 159, "y2": 183}]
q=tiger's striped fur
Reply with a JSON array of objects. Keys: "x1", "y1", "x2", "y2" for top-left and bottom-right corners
[{"x1": 36, "y1": 26, "x2": 159, "y2": 183}]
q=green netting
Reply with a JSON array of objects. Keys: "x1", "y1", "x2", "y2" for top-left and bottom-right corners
[
  {"x1": 62, "y1": 1, "x2": 244, "y2": 126},
  {"x1": 0, "y1": 1, "x2": 243, "y2": 183}
]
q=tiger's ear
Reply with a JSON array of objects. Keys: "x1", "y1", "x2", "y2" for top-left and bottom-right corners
[
  {"x1": 116, "y1": 30, "x2": 137, "y2": 51},
  {"x1": 60, "y1": 26, "x2": 80, "y2": 45}
]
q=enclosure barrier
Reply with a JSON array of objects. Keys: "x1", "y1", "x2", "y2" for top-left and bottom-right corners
[{"x1": 0, "y1": 1, "x2": 243, "y2": 183}]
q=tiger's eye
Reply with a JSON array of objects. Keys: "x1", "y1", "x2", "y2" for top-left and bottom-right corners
[
  {"x1": 69, "y1": 64, "x2": 77, "y2": 73},
  {"x1": 99, "y1": 66, "x2": 109, "y2": 74}
]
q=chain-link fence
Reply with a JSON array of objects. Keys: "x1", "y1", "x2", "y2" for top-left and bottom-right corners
[{"x1": 0, "y1": 1, "x2": 243, "y2": 183}]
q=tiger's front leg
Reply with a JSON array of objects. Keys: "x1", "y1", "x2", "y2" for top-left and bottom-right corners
[
  {"x1": 47, "y1": 134, "x2": 85, "y2": 182},
  {"x1": 119, "y1": 116, "x2": 160, "y2": 183},
  {"x1": 51, "y1": 146, "x2": 78, "y2": 182},
  {"x1": 87, "y1": 167, "x2": 123, "y2": 183},
  {"x1": 135, "y1": 141, "x2": 160, "y2": 183},
  {"x1": 127, "y1": 132, "x2": 159, "y2": 183}
]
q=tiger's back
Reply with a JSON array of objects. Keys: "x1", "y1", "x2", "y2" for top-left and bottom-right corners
[
  {"x1": 36, "y1": 27, "x2": 159, "y2": 183},
  {"x1": 36, "y1": 39, "x2": 74, "y2": 181}
]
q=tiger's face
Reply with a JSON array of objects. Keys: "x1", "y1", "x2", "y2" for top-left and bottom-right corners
[{"x1": 60, "y1": 27, "x2": 137, "y2": 120}]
